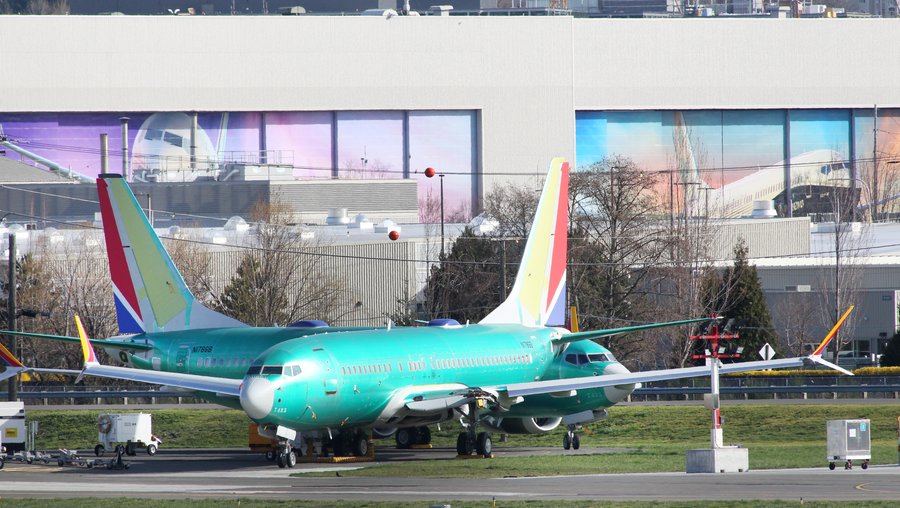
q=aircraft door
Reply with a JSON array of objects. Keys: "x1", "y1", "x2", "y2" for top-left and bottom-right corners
[
  {"x1": 174, "y1": 346, "x2": 190, "y2": 373},
  {"x1": 315, "y1": 348, "x2": 340, "y2": 397},
  {"x1": 302, "y1": 348, "x2": 342, "y2": 425}
]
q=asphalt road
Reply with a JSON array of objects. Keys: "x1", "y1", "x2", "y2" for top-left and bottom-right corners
[{"x1": 2, "y1": 447, "x2": 899, "y2": 502}]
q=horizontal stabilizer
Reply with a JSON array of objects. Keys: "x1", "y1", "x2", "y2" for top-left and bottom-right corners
[
  {"x1": 0, "y1": 330, "x2": 153, "y2": 351},
  {"x1": 554, "y1": 317, "x2": 713, "y2": 345}
]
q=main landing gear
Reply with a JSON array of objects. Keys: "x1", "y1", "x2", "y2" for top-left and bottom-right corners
[
  {"x1": 325, "y1": 429, "x2": 371, "y2": 458},
  {"x1": 395, "y1": 426, "x2": 432, "y2": 449},
  {"x1": 562, "y1": 424, "x2": 581, "y2": 450},
  {"x1": 455, "y1": 397, "x2": 493, "y2": 458}
]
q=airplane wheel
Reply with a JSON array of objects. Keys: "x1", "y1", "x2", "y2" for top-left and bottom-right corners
[
  {"x1": 829, "y1": 462, "x2": 835, "y2": 470},
  {"x1": 353, "y1": 433, "x2": 369, "y2": 456},
  {"x1": 456, "y1": 433, "x2": 475, "y2": 455},
  {"x1": 94, "y1": 445, "x2": 105, "y2": 457},
  {"x1": 0, "y1": 458, "x2": 4, "y2": 470},
  {"x1": 862, "y1": 461, "x2": 869, "y2": 470},
  {"x1": 563, "y1": 434, "x2": 571, "y2": 450},
  {"x1": 286, "y1": 451, "x2": 297, "y2": 468},
  {"x1": 395, "y1": 428, "x2": 412, "y2": 449},
  {"x1": 266, "y1": 450, "x2": 276, "y2": 461},
  {"x1": 572, "y1": 435, "x2": 580, "y2": 450},
  {"x1": 147, "y1": 444, "x2": 158, "y2": 456},
  {"x1": 476, "y1": 432, "x2": 492, "y2": 457},
  {"x1": 276, "y1": 453, "x2": 286, "y2": 468},
  {"x1": 416, "y1": 426, "x2": 432, "y2": 445},
  {"x1": 126, "y1": 442, "x2": 136, "y2": 456}
]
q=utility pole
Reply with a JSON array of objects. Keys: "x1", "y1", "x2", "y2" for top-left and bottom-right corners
[
  {"x1": 7, "y1": 233, "x2": 17, "y2": 401},
  {"x1": 873, "y1": 104, "x2": 879, "y2": 222}
]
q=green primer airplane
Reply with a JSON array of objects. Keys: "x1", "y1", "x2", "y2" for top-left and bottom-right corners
[{"x1": 6, "y1": 158, "x2": 851, "y2": 468}]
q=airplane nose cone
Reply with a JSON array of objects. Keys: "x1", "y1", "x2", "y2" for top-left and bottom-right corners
[
  {"x1": 240, "y1": 376, "x2": 275, "y2": 420},
  {"x1": 603, "y1": 362, "x2": 636, "y2": 403}
]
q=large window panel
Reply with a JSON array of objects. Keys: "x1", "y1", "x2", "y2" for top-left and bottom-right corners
[
  {"x1": 336, "y1": 111, "x2": 404, "y2": 180},
  {"x1": 265, "y1": 111, "x2": 333, "y2": 179},
  {"x1": 408, "y1": 111, "x2": 476, "y2": 222}
]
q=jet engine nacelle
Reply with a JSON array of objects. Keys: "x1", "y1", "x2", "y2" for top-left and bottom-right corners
[
  {"x1": 497, "y1": 417, "x2": 562, "y2": 435},
  {"x1": 372, "y1": 427, "x2": 397, "y2": 439}
]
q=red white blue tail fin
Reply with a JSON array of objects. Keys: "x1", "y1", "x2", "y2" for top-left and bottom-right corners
[
  {"x1": 97, "y1": 174, "x2": 247, "y2": 333},
  {"x1": 480, "y1": 157, "x2": 569, "y2": 327}
]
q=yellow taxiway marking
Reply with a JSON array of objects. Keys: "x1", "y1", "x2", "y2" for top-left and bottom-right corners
[{"x1": 855, "y1": 482, "x2": 900, "y2": 494}]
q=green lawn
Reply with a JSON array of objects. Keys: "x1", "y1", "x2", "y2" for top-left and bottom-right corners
[{"x1": 25, "y1": 403, "x2": 900, "y2": 477}]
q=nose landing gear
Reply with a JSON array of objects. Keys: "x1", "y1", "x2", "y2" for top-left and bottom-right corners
[{"x1": 275, "y1": 439, "x2": 297, "y2": 469}]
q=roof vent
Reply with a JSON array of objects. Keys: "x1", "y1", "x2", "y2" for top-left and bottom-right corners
[{"x1": 750, "y1": 200, "x2": 776, "y2": 219}]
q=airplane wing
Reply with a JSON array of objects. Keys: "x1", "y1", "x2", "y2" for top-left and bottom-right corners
[
  {"x1": 555, "y1": 317, "x2": 714, "y2": 345},
  {"x1": 0, "y1": 330, "x2": 153, "y2": 352},
  {"x1": 500, "y1": 356, "x2": 843, "y2": 398},
  {"x1": 73, "y1": 315, "x2": 241, "y2": 397},
  {"x1": 503, "y1": 306, "x2": 855, "y2": 398}
]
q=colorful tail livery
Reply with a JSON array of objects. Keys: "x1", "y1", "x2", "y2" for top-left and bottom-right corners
[
  {"x1": 97, "y1": 174, "x2": 246, "y2": 333},
  {"x1": 481, "y1": 157, "x2": 569, "y2": 327}
]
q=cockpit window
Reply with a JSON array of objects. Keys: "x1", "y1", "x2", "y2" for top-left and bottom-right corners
[
  {"x1": 246, "y1": 365, "x2": 262, "y2": 375},
  {"x1": 163, "y1": 131, "x2": 185, "y2": 148},
  {"x1": 588, "y1": 353, "x2": 615, "y2": 363},
  {"x1": 145, "y1": 129, "x2": 163, "y2": 141},
  {"x1": 261, "y1": 365, "x2": 283, "y2": 375},
  {"x1": 567, "y1": 352, "x2": 616, "y2": 365},
  {"x1": 282, "y1": 365, "x2": 301, "y2": 377}
]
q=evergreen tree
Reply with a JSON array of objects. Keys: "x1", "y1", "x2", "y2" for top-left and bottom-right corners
[
  {"x1": 216, "y1": 255, "x2": 289, "y2": 326},
  {"x1": 882, "y1": 331, "x2": 900, "y2": 367},
  {"x1": 425, "y1": 227, "x2": 511, "y2": 323},
  {"x1": 720, "y1": 240, "x2": 777, "y2": 362}
]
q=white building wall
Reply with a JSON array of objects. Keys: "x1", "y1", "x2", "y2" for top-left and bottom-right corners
[{"x1": 2, "y1": 17, "x2": 900, "y2": 196}]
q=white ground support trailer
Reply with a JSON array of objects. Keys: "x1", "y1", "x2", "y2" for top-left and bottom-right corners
[
  {"x1": 0, "y1": 401, "x2": 26, "y2": 455},
  {"x1": 95, "y1": 413, "x2": 161, "y2": 457},
  {"x1": 827, "y1": 419, "x2": 871, "y2": 470}
]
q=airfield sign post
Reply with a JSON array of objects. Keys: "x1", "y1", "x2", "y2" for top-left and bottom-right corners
[{"x1": 686, "y1": 318, "x2": 749, "y2": 473}]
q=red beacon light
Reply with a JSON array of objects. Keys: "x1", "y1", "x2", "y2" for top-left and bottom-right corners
[
  {"x1": 424, "y1": 167, "x2": 436, "y2": 178},
  {"x1": 388, "y1": 230, "x2": 400, "y2": 241}
]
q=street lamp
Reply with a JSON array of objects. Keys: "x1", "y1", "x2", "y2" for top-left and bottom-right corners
[{"x1": 423, "y1": 167, "x2": 444, "y2": 258}]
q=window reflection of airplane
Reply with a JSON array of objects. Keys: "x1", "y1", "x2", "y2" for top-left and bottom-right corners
[
  {"x1": 4, "y1": 158, "x2": 850, "y2": 468},
  {"x1": 718, "y1": 149, "x2": 849, "y2": 218},
  {"x1": 131, "y1": 112, "x2": 225, "y2": 183},
  {"x1": 0, "y1": 124, "x2": 93, "y2": 182}
]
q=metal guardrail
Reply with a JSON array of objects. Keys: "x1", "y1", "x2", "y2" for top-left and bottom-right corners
[{"x1": 634, "y1": 385, "x2": 900, "y2": 396}]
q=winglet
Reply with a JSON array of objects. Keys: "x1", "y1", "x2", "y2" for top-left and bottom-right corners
[
  {"x1": 75, "y1": 315, "x2": 98, "y2": 365},
  {"x1": 812, "y1": 306, "x2": 854, "y2": 357},
  {"x1": 0, "y1": 340, "x2": 25, "y2": 369}
]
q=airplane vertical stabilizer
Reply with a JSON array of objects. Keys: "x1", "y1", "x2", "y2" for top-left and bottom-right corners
[
  {"x1": 97, "y1": 174, "x2": 247, "y2": 333},
  {"x1": 480, "y1": 157, "x2": 569, "y2": 327}
]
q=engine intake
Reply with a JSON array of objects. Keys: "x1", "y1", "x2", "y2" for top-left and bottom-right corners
[{"x1": 497, "y1": 417, "x2": 562, "y2": 435}]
